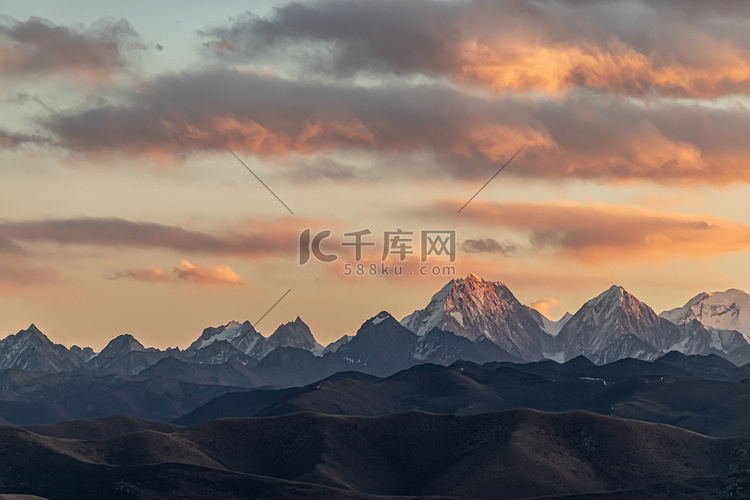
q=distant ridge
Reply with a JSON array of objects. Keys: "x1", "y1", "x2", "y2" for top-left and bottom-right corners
[{"x1": 4, "y1": 275, "x2": 750, "y2": 381}]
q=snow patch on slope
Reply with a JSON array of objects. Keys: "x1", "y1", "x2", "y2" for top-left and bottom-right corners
[
  {"x1": 195, "y1": 321, "x2": 244, "y2": 350},
  {"x1": 660, "y1": 289, "x2": 750, "y2": 340},
  {"x1": 538, "y1": 312, "x2": 573, "y2": 336}
]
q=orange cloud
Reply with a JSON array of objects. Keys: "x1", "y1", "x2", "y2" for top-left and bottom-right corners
[
  {"x1": 173, "y1": 260, "x2": 242, "y2": 286},
  {"x1": 108, "y1": 261, "x2": 243, "y2": 287},
  {"x1": 443, "y1": 201, "x2": 750, "y2": 263},
  {"x1": 530, "y1": 298, "x2": 561, "y2": 318},
  {"x1": 37, "y1": 66, "x2": 750, "y2": 186},
  {"x1": 205, "y1": 0, "x2": 750, "y2": 99},
  {"x1": 0, "y1": 254, "x2": 59, "y2": 295},
  {"x1": 455, "y1": 38, "x2": 750, "y2": 99}
]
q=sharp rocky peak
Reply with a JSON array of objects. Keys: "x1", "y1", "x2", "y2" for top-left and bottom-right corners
[
  {"x1": 24, "y1": 324, "x2": 43, "y2": 335},
  {"x1": 102, "y1": 334, "x2": 146, "y2": 353},
  {"x1": 269, "y1": 317, "x2": 317, "y2": 348},
  {"x1": 368, "y1": 311, "x2": 395, "y2": 326},
  {"x1": 585, "y1": 285, "x2": 643, "y2": 310},
  {"x1": 594, "y1": 285, "x2": 625, "y2": 301},
  {"x1": 401, "y1": 274, "x2": 550, "y2": 361},
  {"x1": 458, "y1": 272, "x2": 505, "y2": 289},
  {"x1": 10, "y1": 324, "x2": 50, "y2": 341},
  {"x1": 190, "y1": 320, "x2": 259, "y2": 350},
  {"x1": 0, "y1": 326, "x2": 47, "y2": 357},
  {"x1": 444, "y1": 274, "x2": 514, "y2": 315}
]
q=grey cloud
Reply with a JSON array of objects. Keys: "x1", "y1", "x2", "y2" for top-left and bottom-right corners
[
  {"x1": 0, "y1": 237, "x2": 26, "y2": 254},
  {"x1": 41, "y1": 67, "x2": 535, "y2": 161},
  {"x1": 0, "y1": 129, "x2": 49, "y2": 149},
  {"x1": 0, "y1": 17, "x2": 142, "y2": 79},
  {"x1": 0, "y1": 217, "x2": 296, "y2": 258},
  {"x1": 204, "y1": 0, "x2": 461, "y2": 77},
  {"x1": 460, "y1": 238, "x2": 515, "y2": 255},
  {"x1": 203, "y1": 0, "x2": 750, "y2": 98},
  {"x1": 35, "y1": 68, "x2": 750, "y2": 184}
]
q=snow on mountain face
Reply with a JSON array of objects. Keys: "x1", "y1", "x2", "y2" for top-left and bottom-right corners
[
  {"x1": 86, "y1": 334, "x2": 169, "y2": 375},
  {"x1": 554, "y1": 285, "x2": 668, "y2": 364},
  {"x1": 186, "y1": 320, "x2": 272, "y2": 359},
  {"x1": 527, "y1": 308, "x2": 573, "y2": 336},
  {"x1": 0, "y1": 324, "x2": 84, "y2": 372},
  {"x1": 553, "y1": 285, "x2": 750, "y2": 365},
  {"x1": 70, "y1": 345, "x2": 97, "y2": 363},
  {"x1": 660, "y1": 289, "x2": 750, "y2": 340},
  {"x1": 401, "y1": 273, "x2": 553, "y2": 361},
  {"x1": 401, "y1": 283, "x2": 453, "y2": 335},
  {"x1": 323, "y1": 335, "x2": 352, "y2": 354},
  {"x1": 187, "y1": 340, "x2": 253, "y2": 365},
  {"x1": 539, "y1": 312, "x2": 573, "y2": 336},
  {"x1": 188, "y1": 318, "x2": 325, "y2": 361},
  {"x1": 371, "y1": 311, "x2": 391, "y2": 325},
  {"x1": 190, "y1": 321, "x2": 248, "y2": 351},
  {"x1": 268, "y1": 317, "x2": 324, "y2": 355}
]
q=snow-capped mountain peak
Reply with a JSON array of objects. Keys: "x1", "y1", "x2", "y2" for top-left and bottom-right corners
[
  {"x1": 400, "y1": 282, "x2": 453, "y2": 335},
  {"x1": 660, "y1": 289, "x2": 750, "y2": 339},
  {"x1": 549, "y1": 285, "x2": 750, "y2": 365},
  {"x1": 185, "y1": 318, "x2": 326, "y2": 360},
  {"x1": 401, "y1": 274, "x2": 512, "y2": 337},
  {"x1": 401, "y1": 274, "x2": 552, "y2": 361},
  {"x1": 189, "y1": 320, "x2": 256, "y2": 351},
  {"x1": 565, "y1": 285, "x2": 654, "y2": 327},
  {"x1": 370, "y1": 311, "x2": 393, "y2": 326},
  {"x1": 587, "y1": 285, "x2": 625, "y2": 306},
  {"x1": 574, "y1": 285, "x2": 655, "y2": 330}
]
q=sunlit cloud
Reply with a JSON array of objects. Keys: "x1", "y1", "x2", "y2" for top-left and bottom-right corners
[
  {"x1": 530, "y1": 298, "x2": 561, "y2": 318},
  {"x1": 438, "y1": 201, "x2": 750, "y2": 263},
  {"x1": 173, "y1": 260, "x2": 243, "y2": 286},
  {"x1": 108, "y1": 261, "x2": 243, "y2": 287},
  {"x1": 39, "y1": 69, "x2": 546, "y2": 166},
  {"x1": 23, "y1": 66, "x2": 750, "y2": 185},
  {"x1": 0, "y1": 255, "x2": 58, "y2": 295},
  {"x1": 205, "y1": 0, "x2": 750, "y2": 98}
]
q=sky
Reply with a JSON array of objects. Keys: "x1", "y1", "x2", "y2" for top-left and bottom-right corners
[{"x1": 2, "y1": 0, "x2": 750, "y2": 350}]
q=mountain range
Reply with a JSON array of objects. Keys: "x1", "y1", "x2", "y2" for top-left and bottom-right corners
[
  {"x1": 4, "y1": 274, "x2": 750, "y2": 387},
  {"x1": 5, "y1": 274, "x2": 750, "y2": 498},
  {"x1": 173, "y1": 351, "x2": 750, "y2": 436}
]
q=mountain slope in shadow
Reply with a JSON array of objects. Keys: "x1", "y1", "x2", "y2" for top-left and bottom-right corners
[
  {"x1": 176, "y1": 355, "x2": 750, "y2": 438},
  {"x1": 5, "y1": 410, "x2": 750, "y2": 499}
]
